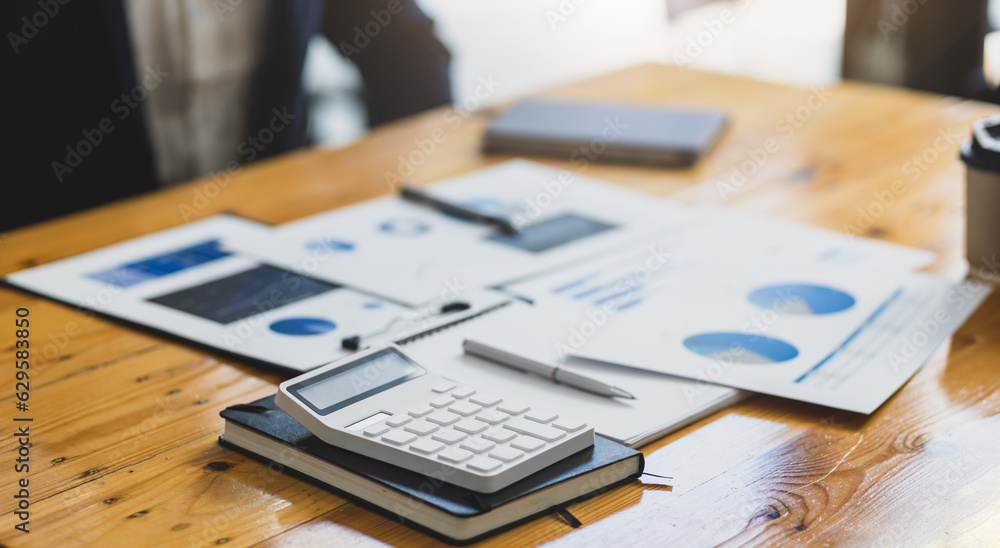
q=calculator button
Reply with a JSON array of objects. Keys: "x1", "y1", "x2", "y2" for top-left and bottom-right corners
[
  {"x1": 460, "y1": 438, "x2": 496, "y2": 454},
  {"x1": 496, "y1": 401, "x2": 530, "y2": 415},
  {"x1": 382, "y1": 430, "x2": 417, "y2": 446},
  {"x1": 363, "y1": 423, "x2": 390, "y2": 437},
  {"x1": 552, "y1": 418, "x2": 587, "y2": 432},
  {"x1": 469, "y1": 393, "x2": 503, "y2": 407},
  {"x1": 448, "y1": 401, "x2": 482, "y2": 416},
  {"x1": 482, "y1": 427, "x2": 517, "y2": 443},
  {"x1": 431, "y1": 429, "x2": 467, "y2": 445},
  {"x1": 426, "y1": 411, "x2": 461, "y2": 426},
  {"x1": 489, "y1": 446, "x2": 524, "y2": 463},
  {"x1": 430, "y1": 396, "x2": 455, "y2": 408},
  {"x1": 451, "y1": 386, "x2": 476, "y2": 399},
  {"x1": 408, "y1": 405, "x2": 434, "y2": 417},
  {"x1": 510, "y1": 436, "x2": 545, "y2": 452},
  {"x1": 409, "y1": 438, "x2": 445, "y2": 455},
  {"x1": 524, "y1": 409, "x2": 558, "y2": 424},
  {"x1": 475, "y1": 409, "x2": 509, "y2": 425},
  {"x1": 466, "y1": 456, "x2": 502, "y2": 473},
  {"x1": 432, "y1": 381, "x2": 457, "y2": 393},
  {"x1": 504, "y1": 417, "x2": 566, "y2": 442},
  {"x1": 404, "y1": 420, "x2": 439, "y2": 436},
  {"x1": 453, "y1": 419, "x2": 488, "y2": 434},
  {"x1": 385, "y1": 415, "x2": 412, "y2": 427},
  {"x1": 438, "y1": 447, "x2": 473, "y2": 464}
]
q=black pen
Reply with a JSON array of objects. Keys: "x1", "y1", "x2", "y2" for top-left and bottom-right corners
[{"x1": 400, "y1": 183, "x2": 520, "y2": 235}]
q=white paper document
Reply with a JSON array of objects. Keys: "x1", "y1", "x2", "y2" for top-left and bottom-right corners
[
  {"x1": 232, "y1": 160, "x2": 691, "y2": 306},
  {"x1": 571, "y1": 274, "x2": 990, "y2": 413},
  {"x1": 506, "y1": 206, "x2": 935, "y2": 307},
  {"x1": 501, "y1": 206, "x2": 980, "y2": 413},
  {"x1": 4, "y1": 215, "x2": 508, "y2": 371}
]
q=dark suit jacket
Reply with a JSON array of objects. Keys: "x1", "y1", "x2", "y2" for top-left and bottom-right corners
[{"x1": 1, "y1": 0, "x2": 451, "y2": 231}]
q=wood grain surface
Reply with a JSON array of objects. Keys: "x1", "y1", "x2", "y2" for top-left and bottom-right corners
[{"x1": 2, "y1": 64, "x2": 1000, "y2": 547}]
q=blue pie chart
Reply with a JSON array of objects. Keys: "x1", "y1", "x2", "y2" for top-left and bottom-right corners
[
  {"x1": 269, "y1": 318, "x2": 337, "y2": 336},
  {"x1": 683, "y1": 332, "x2": 799, "y2": 364},
  {"x1": 748, "y1": 284, "x2": 855, "y2": 315}
]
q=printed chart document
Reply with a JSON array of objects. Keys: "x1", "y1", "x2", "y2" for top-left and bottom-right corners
[
  {"x1": 503, "y1": 206, "x2": 978, "y2": 413},
  {"x1": 4, "y1": 215, "x2": 507, "y2": 371},
  {"x1": 571, "y1": 274, "x2": 989, "y2": 413},
  {"x1": 231, "y1": 160, "x2": 693, "y2": 306},
  {"x1": 506, "y1": 206, "x2": 935, "y2": 307}
]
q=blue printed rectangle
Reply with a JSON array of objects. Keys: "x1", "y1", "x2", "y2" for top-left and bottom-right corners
[{"x1": 88, "y1": 240, "x2": 231, "y2": 288}]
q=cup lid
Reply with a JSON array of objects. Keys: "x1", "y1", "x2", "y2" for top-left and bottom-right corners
[{"x1": 962, "y1": 115, "x2": 1000, "y2": 171}]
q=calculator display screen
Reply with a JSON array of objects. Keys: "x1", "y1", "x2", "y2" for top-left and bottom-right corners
[{"x1": 291, "y1": 348, "x2": 424, "y2": 415}]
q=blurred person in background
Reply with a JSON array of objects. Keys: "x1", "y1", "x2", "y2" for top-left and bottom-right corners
[{"x1": 2, "y1": 0, "x2": 452, "y2": 231}]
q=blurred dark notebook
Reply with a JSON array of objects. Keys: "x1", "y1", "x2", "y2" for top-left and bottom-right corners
[
  {"x1": 484, "y1": 98, "x2": 727, "y2": 167},
  {"x1": 219, "y1": 395, "x2": 644, "y2": 545}
]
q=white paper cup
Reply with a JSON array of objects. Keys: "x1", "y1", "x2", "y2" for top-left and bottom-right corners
[{"x1": 961, "y1": 116, "x2": 1000, "y2": 283}]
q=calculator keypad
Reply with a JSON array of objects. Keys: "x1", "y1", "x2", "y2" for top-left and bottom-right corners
[
  {"x1": 460, "y1": 438, "x2": 496, "y2": 453},
  {"x1": 524, "y1": 409, "x2": 558, "y2": 424},
  {"x1": 432, "y1": 382, "x2": 457, "y2": 393},
  {"x1": 497, "y1": 401, "x2": 530, "y2": 415},
  {"x1": 361, "y1": 383, "x2": 589, "y2": 479},
  {"x1": 438, "y1": 446, "x2": 473, "y2": 463},
  {"x1": 431, "y1": 429, "x2": 466, "y2": 445},
  {"x1": 408, "y1": 405, "x2": 434, "y2": 417},
  {"x1": 466, "y1": 456, "x2": 501, "y2": 473},
  {"x1": 449, "y1": 401, "x2": 482, "y2": 416},
  {"x1": 426, "y1": 410, "x2": 461, "y2": 426},
  {"x1": 454, "y1": 419, "x2": 488, "y2": 435},
  {"x1": 403, "y1": 420, "x2": 438, "y2": 436}
]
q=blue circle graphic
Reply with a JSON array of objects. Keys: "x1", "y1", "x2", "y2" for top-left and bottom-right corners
[
  {"x1": 748, "y1": 284, "x2": 856, "y2": 315},
  {"x1": 683, "y1": 332, "x2": 799, "y2": 364},
  {"x1": 378, "y1": 218, "x2": 430, "y2": 236},
  {"x1": 269, "y1": 318, "x2": 337, "y2": 336}
]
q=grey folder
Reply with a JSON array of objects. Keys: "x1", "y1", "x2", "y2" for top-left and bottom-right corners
[{"x1": 483, "y1": 99, "x2": 727, "y2": 167}]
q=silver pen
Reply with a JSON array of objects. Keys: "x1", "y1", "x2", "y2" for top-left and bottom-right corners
[{"x1": 462, "y1": 338, "x2": 636, "y2": 400}]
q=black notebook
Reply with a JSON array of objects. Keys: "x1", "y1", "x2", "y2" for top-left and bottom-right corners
[{"x1": 219, "y1": 395, "x2": 644, "y2": 545}]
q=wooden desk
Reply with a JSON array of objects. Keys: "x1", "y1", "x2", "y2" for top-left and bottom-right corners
[{"x1": 3, "y1": 64, "x2": 1000, "y2": 547}]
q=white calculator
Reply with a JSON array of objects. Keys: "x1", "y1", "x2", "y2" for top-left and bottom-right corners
[{"x1": 276, "y1": 344, "x2": 595, "y2": 493}]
